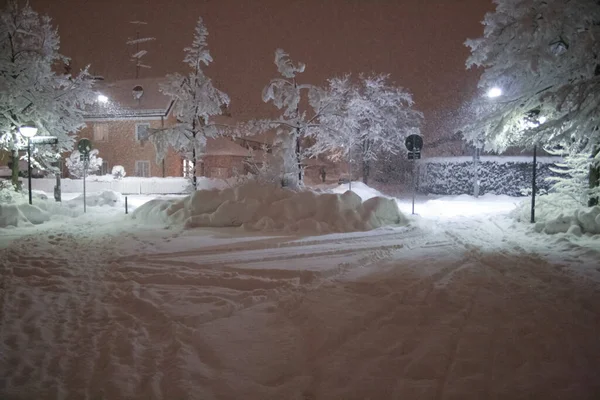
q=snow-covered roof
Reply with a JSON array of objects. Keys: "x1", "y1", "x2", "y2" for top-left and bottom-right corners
[
  {"x1": 84, "y1": 77, "x2": 173, "y2": 119},
  {"x1": 204, "y1": 137, "x2": 250, "y2": 157}
]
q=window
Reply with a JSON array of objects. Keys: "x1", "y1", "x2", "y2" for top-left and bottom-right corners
[
  {"x1": 93, "y1": 124, "x2": 108, "y2": 142},
  {"x1": 183, "y1": 159, "x2": 193, "y2": 178},
  {"x1": 135, "y1": 160, "x2": 150, "y2": 177},
  {"x1": 209, "y1": 167, "x2": 228, "y2": 178},
  {"x1": 99, "y1": 161, "x2": 109, "y2": 176},
  {"x1": 136, "y1": 123, "x2": 150, "y2": 141}
]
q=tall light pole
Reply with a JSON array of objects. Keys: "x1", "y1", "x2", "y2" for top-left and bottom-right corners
[
  {"x1": 529, "y1": 115, "x2": 546, "y2": 223},
  {"x1": 19, "y1": 123, "x2": 38, "y2": 205}
]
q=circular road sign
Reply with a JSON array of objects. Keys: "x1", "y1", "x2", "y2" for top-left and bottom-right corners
[
  {"x1": 405, "y1": 134, "x2": 423, "y2": 152},
  {"x1": 77, "y1": 138, "x2": 93, "y2": 154}
]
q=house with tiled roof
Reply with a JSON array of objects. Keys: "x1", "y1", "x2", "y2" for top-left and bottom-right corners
[{"x1": 72, "y1": 77, "x2": 261, "y2": 180}]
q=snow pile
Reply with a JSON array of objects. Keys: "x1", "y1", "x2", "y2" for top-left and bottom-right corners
[
  {"x1": 512, "y1": 194, "x2": 600, "y2": 235},
  {"x1": 0, "y1": 188, "x2": 55, "y2": 227},
  {"x1": 534, "y1": 206, "x2": 600, "y2": 236},
  {"x1": 0, "y1": 202, "x2": 51, "y2": 228},
  {"x1": 0, "y1": 189, "x2": 123, "y2": 228},
  {"x1": 65, "y1": 190, "x2": 122, "y2": 208},
  {"x1": 132, "y1": 182, "x2": 408, "y2": 233},
  {"x1": 331, "y1": 181, "x2": 387, "y2": 201}
]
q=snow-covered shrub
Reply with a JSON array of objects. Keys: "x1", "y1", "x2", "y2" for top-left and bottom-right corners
[
  {"x1": 546, "y1": 153, "x2": 600, "y2": 207},
  {"x1": 418, "y1": 157, "x2": 560, "y2": 196},
  {"x1": 241, "y1": 146, "x2": 283, "y2": 186},
  {"x1": 111, "y1": 165, "x2": 126, "y2": 180},
  {"x1": 511, "y1": 194, "x2": 600, "y2": 235},
  {"x1": 0, "y1": 180, "x2": 18, "y2": 202},
  {"x1": 66, "y1": 149, "x2": 102, "y2": 178}
]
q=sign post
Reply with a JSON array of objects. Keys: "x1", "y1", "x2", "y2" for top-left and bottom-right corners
[
  {"x1": 77, "y1": 139, "x2": 92, "y2": 213},
  {"x1": 405, "y1": 134, "x2": 423, "y2": 215}
]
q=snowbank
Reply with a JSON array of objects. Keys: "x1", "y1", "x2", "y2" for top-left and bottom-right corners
[
  {"x1": 533, "y1": 206, "x2": 600, "y2": 236},
  {"x1": 512, "y1": 194, "x2": 600, "y2": 235},
  {"x1": 65, "y1": 190, "x2": 123, "y2": 208},
  {"x1": 0, "y1": 188, "x2": 124, "y2": 228},
  {"x1": 331, "y1": 182, "x2": 387, "y2": 201},
  {"x1": 132, "y1": 182, "x2": 408, "y2": 233},
  {"x1": 0, "y1": 203, "x2": 51, "y2": 228}
]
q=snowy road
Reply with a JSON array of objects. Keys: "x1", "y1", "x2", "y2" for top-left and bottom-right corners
[{"x1": 2, "y1": 204, "x2": 600, "y2": 399}]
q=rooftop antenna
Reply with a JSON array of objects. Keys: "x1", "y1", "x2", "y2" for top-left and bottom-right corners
[{"x1": 127, "y1": 21, "x2": 155, "y2": 79}]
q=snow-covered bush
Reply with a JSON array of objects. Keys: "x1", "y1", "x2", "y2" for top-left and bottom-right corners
[
  {"x1": 418, "y1": 157, "x2": 560, "y2": 196},
  {"x1": 66, "y1": 149, "x2": 102, "y2": 178},
  {"x1": 511, "y1": 197, "x2": 600, "y2": 235},
  {"x1": 111, "y1": 165, "x2": 126, "y2": 180},
  {"x1": 241, "y1": 146, "x2": 283, "y2": 185},
  {"x1": 0, "y1": 180, "x2": 17, "y2": 202}
]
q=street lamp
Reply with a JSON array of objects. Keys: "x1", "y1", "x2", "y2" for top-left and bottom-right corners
[
  {"x1": 19, "y1": 122, "x2": 38, "y2": 205},
  {"x1": 487, "y1": 87, "x2": 502, "y2": 98}
]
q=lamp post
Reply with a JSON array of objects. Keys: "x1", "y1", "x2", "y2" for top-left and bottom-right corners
[
  {"x1": 529, "y1": 115, "x2": 546, "y2": 224},
  {"x1": 19, "y1": 123, "x2": 38, "y2": 205}
]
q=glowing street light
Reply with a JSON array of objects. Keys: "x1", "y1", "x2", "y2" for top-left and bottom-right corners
[
  {"x1": 97, "y1": 94, "x2": 109, "y2": 103},
  {"x1": 486, "y1": 87, "x2": 503, "y2": 98},
  {"x1": 19, "y1": 122, "x2": 38, "y2": 205}
]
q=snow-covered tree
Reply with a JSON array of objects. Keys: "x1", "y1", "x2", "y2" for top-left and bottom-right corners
[
  {"x1": 66, "y1": 149, "x2": 102, "y2": 178},
  {"x1": 0, "y1": 1, "x2": 95, "y2": 187},
  {"x1": 260, "y1": 49, "x2": 332, "y2": 188},
  {"x1": 149, "y1": 17, "x2": 229, "y2": 191},
  {"x1": 308, "y1": 74, "x2": 423, "y2": 184},
  {"x1": 546, "y1": 152, "x2": 600, "y2": 207},
  {"x1": 464, "y1": 0, "x2": 600, "y2": 203}
]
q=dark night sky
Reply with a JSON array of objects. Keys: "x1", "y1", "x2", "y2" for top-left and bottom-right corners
[{"x1": 30, "y1": 0, "x2": 494, "y2": 141}]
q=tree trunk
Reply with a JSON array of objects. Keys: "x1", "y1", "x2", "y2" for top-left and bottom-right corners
[
  {"x1": 296, "y1": 128, "x2": 302, "y2": 184},
  {"x1": 10, "y1": 131, "x2": 20, "y2": 189},
  {"x1": 589, "y1": 146, "x2": 600, "y2": 207},
  {"x1": 362, "y1": 160, "x2": 370, "y2": 185},
  {"x1": 192, "y1": 146, "x2": 197, "y2": 191},
  {"x1": 361, "y1": 138, "x2": 371, "y2": 185}
]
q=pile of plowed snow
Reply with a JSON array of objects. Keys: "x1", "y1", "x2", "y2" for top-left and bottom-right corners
[
  {"x1": 534, "y1": 206, "x2": 600, "y2": 236},
  {"x1": 0, "y1": 189, "x2": 122, "y2": 228},
  {"x1": 132, "y1": 182, "x2": 408, "y2": 233}
]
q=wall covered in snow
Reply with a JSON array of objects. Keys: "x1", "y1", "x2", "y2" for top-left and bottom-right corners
[
  {"x1": 21, "y1": 176, "x2": 226, "y2": 195},
  {"x1": 417, "y1": 156, "x2": 562, "y2": 196}
]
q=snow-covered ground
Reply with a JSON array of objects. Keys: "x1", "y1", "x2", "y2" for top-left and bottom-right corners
[{"x1": 1, "y1": 183, "x2": 600, "y2": 399}]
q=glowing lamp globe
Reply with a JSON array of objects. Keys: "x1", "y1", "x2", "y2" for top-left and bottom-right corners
[
  {"x1": 97, "y1": 94, "x2": 109, "y2": 103},
  {"x1": 487, "y1": 87, "x2": 503, "y2": 98},
  {"x1": 19, "y1": 124, "x2": 38, "y2": 138}
]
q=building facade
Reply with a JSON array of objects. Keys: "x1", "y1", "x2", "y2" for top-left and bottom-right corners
[{"x1": 73, "y1": 77, "x2": 257, "y2": 180}]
